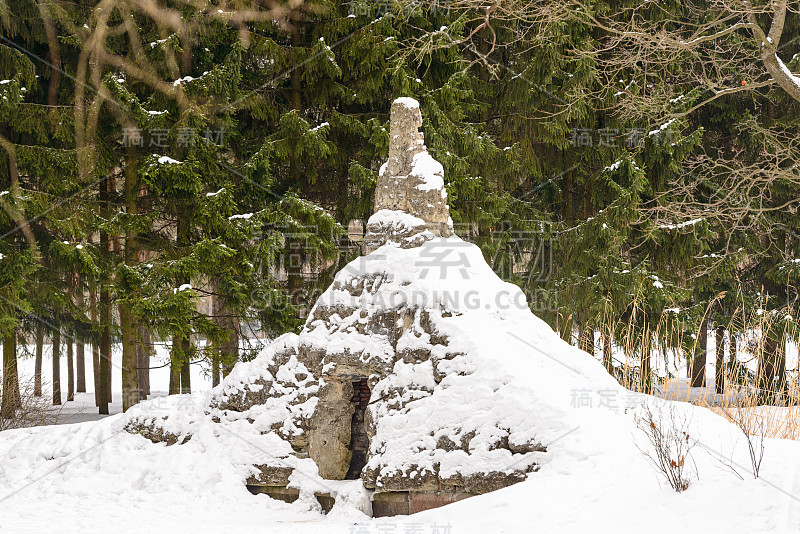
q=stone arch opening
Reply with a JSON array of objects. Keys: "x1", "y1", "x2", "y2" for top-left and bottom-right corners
[{"x1": 345, "y1": 378, "x2": 371, "y2": 480}]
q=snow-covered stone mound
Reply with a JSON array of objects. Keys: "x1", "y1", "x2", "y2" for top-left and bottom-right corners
[
  {"x1": 128, "y1": 96, "x2": 628, "y2": 495},
  {"x1": 298, "y1": 236, "x2": 622, "y2": 492}
]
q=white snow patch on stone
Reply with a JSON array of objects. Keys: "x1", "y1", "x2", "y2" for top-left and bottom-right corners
[
  {"x1": 410, "y1": 151, "x2": 444, "y2": 191},
  {"x1": 393, "y1": 97, "x2": 419, "y2": 109},
  {"x1": 367, "y1": 209, "x2": 426, "y2": 231}
]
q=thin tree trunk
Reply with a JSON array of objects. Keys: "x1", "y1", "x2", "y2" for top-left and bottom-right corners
[
  {"x1": 715, "y1": 326, "x2": 725, "y2": 394},
  {"x1": 212, "y1": 354, "x2": 220, "y2": 387},
  {"x1": 120, "y1": 305, "x2": 138, "y2": 411},
  {"x1": 34, "y1": 327, "x2": 43, "y2": 396},
  {"x1": 12, "y1": 344, "x2": 19, "y2": 406},
  {"x1": 222, "y1": 315, "x2": 239, "y2": 378},
  {"x1": 169, "y1": 345, "x2": 181, "y2": 395},
  {"x1": 211, "y1": 290, "x2": 221, "y2": 387},
  {"x1": 120, "y1": 150, "x2": 139, "y2": 412},
  {"x1": 52, "y1": 328, "x2": 61, "y2": 405},
  {"x1": 66, "y1": 336, "x2": 74, "y2": 401},
  {"x1": 99, "y1": 172, "x2": 112, "y2": 413},
  {"x1": 137, "y1": 326, "x2": 151, "y2": 399},
  {"x1": 89, "y1": 285, "x2": 100, "y2": 406},
  {"x1": 99, "y1": 286, "x2": 111, "y2": 414},
  {"x1": 690, "y1": 320, "x2": 707, "y2": 388},
  {"x1": 211, "y1": 285, "x2": 239, "y2": 382},
  {"x1": 1, "y1": 331, "x2": 19, "y2": 419},
  {"x1": 76, "y1": 286, "x2": 86, "y2": 393},
  {"x1": 76, "y1": 341, "x2": 86, "y2": 393},
  {"x1": 171, "y1": 194, "x2": 192, "y2": 395},
  {"x1": 180, "y1": 350, "x2": 191, "y2": 394}
]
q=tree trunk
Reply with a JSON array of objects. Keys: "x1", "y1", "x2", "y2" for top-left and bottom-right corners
[
  {"x1": 52, "y1": 327, "x2": 61, "y2": 405},
  {"x1": 120, "y1": 150, "x2": 140, "y2": 412},
  {"x1": 99, "y1": 281, "x2": 111, "y2": 415},
  {"x1": 66, "y1": 336, "x2": 74, "y2": 401},
  {"x1": 34, "y1": 327, "x2": 43, "y2": 396},
  {"x1": 76, "y1": 341, "x2": 86, "y2": 393},
  {"x1": 90, "y1": 285, "x2": 100, "y2": 406},
  {"x1": 170, "y1": 184, "x2": 194, "y2": 396},
  {"x1": 211, "y1": 291, "x2": 221, "y2": 387},
  {"x1": 222, "y1": 315, "x2": 239, "y2": 378},
  {"x1": 180, "y1": 349, "x2": 191, "y2": 394},
  {"x1": 715, "y1": 326, "x2": 725, "y2": 394},
  {"x1": 76, "y1": 287, "x2": 86, "y2": 393},
  {"x1": 120, "y1": 305, "x2": 138, "y2": 412},
  {"x1": 137, "y1": 325, "x2": 151, "y2": 399},
  {"x1": 1, "y1": 331, "x2": 19, "y2": 419},
  {"x1": 211, "y1": 284, "x2": 239, "y2": 381},
  {"x1": 212, "y1": 354, "x2": 220, "y2": 387},
  {"x1": 169, "y1": 344, "x2": 181, "y2": 395},
  {"x1": 98, "y1": 171, "x2": 115, "y2": 412},
  {"x1": 287, "y1": 240, "x2": 305, "y2": 312},
  {"x1": 690, "y1": 320, "x2": 707, "y2": 388},
  {"x1": 12, "y1": 341, "x2": 19, "y2": 408}
]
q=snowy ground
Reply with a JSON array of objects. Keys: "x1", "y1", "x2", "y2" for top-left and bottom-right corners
[
  {"x1": 1, "y1": 391, "x2": 799, "y2": 534},
  {"x1": 0, "y1": 335, "x2": 798, "y2": 534},
  {"x1": 1, "y1": 345, "x2": 798, "y2": 532}
]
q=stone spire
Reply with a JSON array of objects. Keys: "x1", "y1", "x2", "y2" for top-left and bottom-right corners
[{"x1": 363, "y1": 97, "x2": 453, "y2": 254}]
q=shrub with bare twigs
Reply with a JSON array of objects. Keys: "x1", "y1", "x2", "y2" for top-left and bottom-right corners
[
  {"x1": 719, "y1": 390, "x2": 766, "y2": 478},
  {"x1": 635, "y1": 403, "x2": 698, "y2": 492},
  {"x1": 0, "y1": 362, "x2": 60, "y2": 431}
]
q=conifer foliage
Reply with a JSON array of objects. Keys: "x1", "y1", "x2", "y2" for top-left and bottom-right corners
[{"x1": 0, "y1": 0, "x2": 798, "y2": 418}]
